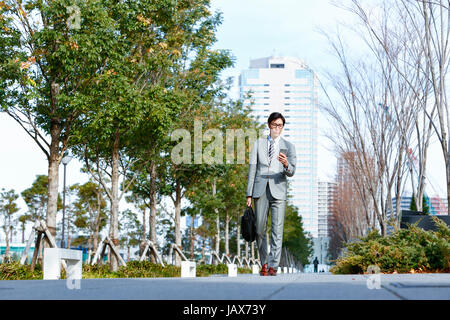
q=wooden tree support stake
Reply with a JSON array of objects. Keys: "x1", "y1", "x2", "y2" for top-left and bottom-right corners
[
  {"x1": 139, "y1": 240, "x2": 165, "y2": 267},
  {"x1": 20, "y1": 220, "x2": 65, "y2": 272},
  {"x1": 210, "y1": 251, "x2": 233, "y2": 265},
  {"x1": 90, "y1": 236, "x2": 127, "y2": 267},
  {"x1": 171, "y1": 244, "x2": 189, "y2": 262}
]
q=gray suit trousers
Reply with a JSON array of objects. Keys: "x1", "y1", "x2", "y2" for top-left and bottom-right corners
[{"x1": 254, "y1": 183, "x2": 286, "y2": 269}]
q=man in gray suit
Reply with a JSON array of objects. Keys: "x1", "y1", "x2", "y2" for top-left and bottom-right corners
[{"x1": 246, "y1": 112, "x2": 296, "y2": 276}]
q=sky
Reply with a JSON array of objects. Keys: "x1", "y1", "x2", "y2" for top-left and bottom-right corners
[
  {"x1": 209, "y1": 0, "x2": 352, "y2": 181},
  {"x1": 0, "y1": 0, "x2": 448, "y2": 241}
]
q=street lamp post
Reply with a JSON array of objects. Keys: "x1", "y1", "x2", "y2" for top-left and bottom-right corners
[{"x1": 61, "y1": 154, "x2": 73, "y2": 248}]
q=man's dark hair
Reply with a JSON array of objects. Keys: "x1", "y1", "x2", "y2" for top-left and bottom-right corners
[{"x1": 268, "y1": 112, "x2": 285, "y2": 126}]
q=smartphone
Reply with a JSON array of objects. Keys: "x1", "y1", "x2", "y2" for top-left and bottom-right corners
[{"x1": 279, "y1": 148, "x2": 288, "y2": 156}]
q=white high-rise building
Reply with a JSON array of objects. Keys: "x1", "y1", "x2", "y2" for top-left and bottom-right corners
[
  {"x1": 240, "y1": 56, "x2": 319, "y2": 238},
  {"x1": 318, "y1": 181, "x2": 337, "y2": 238}
]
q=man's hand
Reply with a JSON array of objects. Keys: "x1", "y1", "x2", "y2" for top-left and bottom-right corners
[
  {"x1": 246, "y1": 196, "x2": 252, "y2": 207},
  {"x1": 278, "y1": 152, "x2": 288, "y2": 168}
]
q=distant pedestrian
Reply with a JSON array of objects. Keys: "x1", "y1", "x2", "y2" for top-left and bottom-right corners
[{"x1": 313, "y1": 257, "x2": 319, "y2": 273}]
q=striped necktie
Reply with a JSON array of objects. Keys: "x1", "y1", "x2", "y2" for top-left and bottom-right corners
[{"x1": 268, "y1": 139, "x2": 274, "y2": 165}]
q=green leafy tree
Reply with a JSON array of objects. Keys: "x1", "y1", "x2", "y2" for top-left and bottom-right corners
[
  {"x1": 159, "y1": 216, "x2": 175, "y2": 259},
  {"x1": 125, "y1": 156, "x2": 169, "y2": 262},
  {"x1": 0, "y1": 0, "x2": 125, "y2": 243},
  {"x1": 409, "y1": 194, "x2": 429, "y2": 214},
  {"x1": 151, "y1": 5, "x2": 235, "y2": 266},
  {"x1": 182, "y1": 91, "x2": 261, "y2": 260},
  {"x1": 410, "y1": 194, "x2": 417, "y2": 211},
  {"x1": 21, "y1": 175, "x2": 51, "y2": 220},
  {"x1": 215, "y1": 97, "x2": 262, "y2": 257},
  {"x1": 18, "y1": 214, "x2": 31, "y2": 243},
  {"x1": 119, "y1": 209, "x2": 142, "y2": 261},
  {"x1": 0, "y1": 189, "x2": 20, "y2": 261},
  {"x1": 21, "y1": 175, "x2": 62, "y2": 241},
  {"x1": 73, "y1": 0, "x2": 223, "y2": 271},
  {"x1": 69, "y1": 181, "x2": 107, "y2": 253},
  {"x1": 282, "y1": 201, "x2": 313, "y2": 266}
]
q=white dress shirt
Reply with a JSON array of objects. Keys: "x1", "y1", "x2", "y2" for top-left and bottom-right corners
[
  {"x1": 267, "y1": 134, "x2": 292, "y2": 176},
  {"x1": 267, "y1": 135, "x2": 281, "y2": 172}
]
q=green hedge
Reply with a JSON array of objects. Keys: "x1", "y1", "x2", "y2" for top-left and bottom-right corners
[
  {"x1": 0, "y1": 261, "x2": 252, "y2": 280},
  {"x1": 330, "y1": 216, "x2": 450, "y2": 274}
]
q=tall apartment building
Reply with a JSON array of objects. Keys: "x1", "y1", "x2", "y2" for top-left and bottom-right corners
[
  {"x1": 240, "y1": 56, "x2": 319, "y2": 238},
  {"x1": 336, "y1": 152, "x2": 354, "y2": 186},
  {"x1": 318, "y1": 181, "x2": 337, "y2": 238},
  {"x1": 391, "y1": 194, "x2": 448, "y2": 216}
]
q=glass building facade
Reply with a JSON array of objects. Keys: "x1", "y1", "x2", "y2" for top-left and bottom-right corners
[{"x1": 240, "y1": 56, "x2": 319, "y2": 238}]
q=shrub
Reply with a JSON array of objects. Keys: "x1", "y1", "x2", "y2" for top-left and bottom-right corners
[
  {"x1": 331, "y1": 216, "x2": 450, "y2": 274},
  {"x1": 0, "y1": 261, "x2": 43, "y2": 280},
  {"x1": 0, "y1": 260, "x2": 254, "y2": 280},
  {"x1": 115, "y1": 261, "x2": 180, "y2": 278},
  {"x1": 82, "y1": 264, "x2": 119, "y2": 279}
]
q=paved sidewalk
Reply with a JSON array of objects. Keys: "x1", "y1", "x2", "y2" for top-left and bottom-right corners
[{"x1": 0, "y1": 273, "x2": 449, "y2": 300}]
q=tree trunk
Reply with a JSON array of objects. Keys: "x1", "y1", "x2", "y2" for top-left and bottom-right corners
[
  {"x1": 445, "y1": 135, "x2": 450, "y2": 215},
  {"x1": 447, "y1": 153, "x2": 450, "y2": 215},
  {"x1": 46, "y1": 128, "x2": 60, "y2": 247},
  {"x1": 245, "y1": 241, "x2": 248, "y2": 260},
  {"x1": 149, "y1": 160, "x2": 157, "y2": 263},
  {"x1": 88, "y1": 235, "x2": 92, "y2": 259},
  {"x1": 93, "y1": 220, "x2": 100, "y2": 254},
  {"x1": 109, "y1": 129, "x2": 120, "y2": 272},
  {"x1": 251, "y1": 241, "x2": 255, "y2": 261},
  {"x1": 215, "y1": 215, "x2": 220, "y2": 256},
  {"x1": 93, "y1": 186, "x2": 102, "y2": 254},
  {"x1": 212, "y1": 178, "x2": 220, "y2": 261},
  {"x1": 139, "y1": 207, "x2": 146, "y2": 258},
  {"x1": 380, "y1": 219, "x2": 386, "y2": 237},
  {"x1": 142, "y1": 207, "x2": 146, "y2": 240},
  {"x1": 174, "y1": 179, "x2": 182, "y2": 267},
  {"x1": 38, "y1": 237, "x2": 43, "y2": 265},
  {"x1": 237, "y1": 219, "x2": 241, "y2": 257},
  {"x1": 67, "y1": 209, "x2": 71, "y2": 248},
  {"x1": 225, "y1": 210, "x2": 229, "y2": 256},
  {"x1": 4, "y1": 229, "x2": 10, "y2": 261},
  {"x1": 201, "y1": 238, "x2": 205, "y2": 262},
  {"x1": 190, "y1": 215, "x2": 195, "y2": 259}
]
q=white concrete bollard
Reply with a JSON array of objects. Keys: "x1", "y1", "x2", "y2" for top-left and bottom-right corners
[
  {"x1": 289, "y1": 267, "x2": 293, "y2": 273},
  {"x1": 227, "y1": 263, "x2": 237, "y2": 277},
  {"x1": 283, "y1": 267, "x2": 288, "y2": 274},
  {"x1": 252, "y1": 264, "x2": 259, "y2": 274},
  {"x1": 181, "y1": 261, "x2": 196, "y2": 278},
  {"x1": 277, "y1": 267, "x2": 282, "y2": 274},
  {"x1": 43, "y1": 248, "x2": 82, "y2": 280}
]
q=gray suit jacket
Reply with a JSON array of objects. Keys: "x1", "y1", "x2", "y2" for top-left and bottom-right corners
[{"x1": 246, "y1": 136, "x2": 296, "y2": 200}]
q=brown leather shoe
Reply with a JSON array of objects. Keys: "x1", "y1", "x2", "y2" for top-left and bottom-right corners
[
  {"x1": 260, "y1": 264, "x2": 268, "y2": 276},
  {"x1": 268, "y1": 267, "x2": 277, "y2": 276}
]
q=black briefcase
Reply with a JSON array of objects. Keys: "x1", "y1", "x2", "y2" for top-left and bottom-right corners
[{"x1": 241, "y1": 205, "x2": 256, "y2": 242}]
